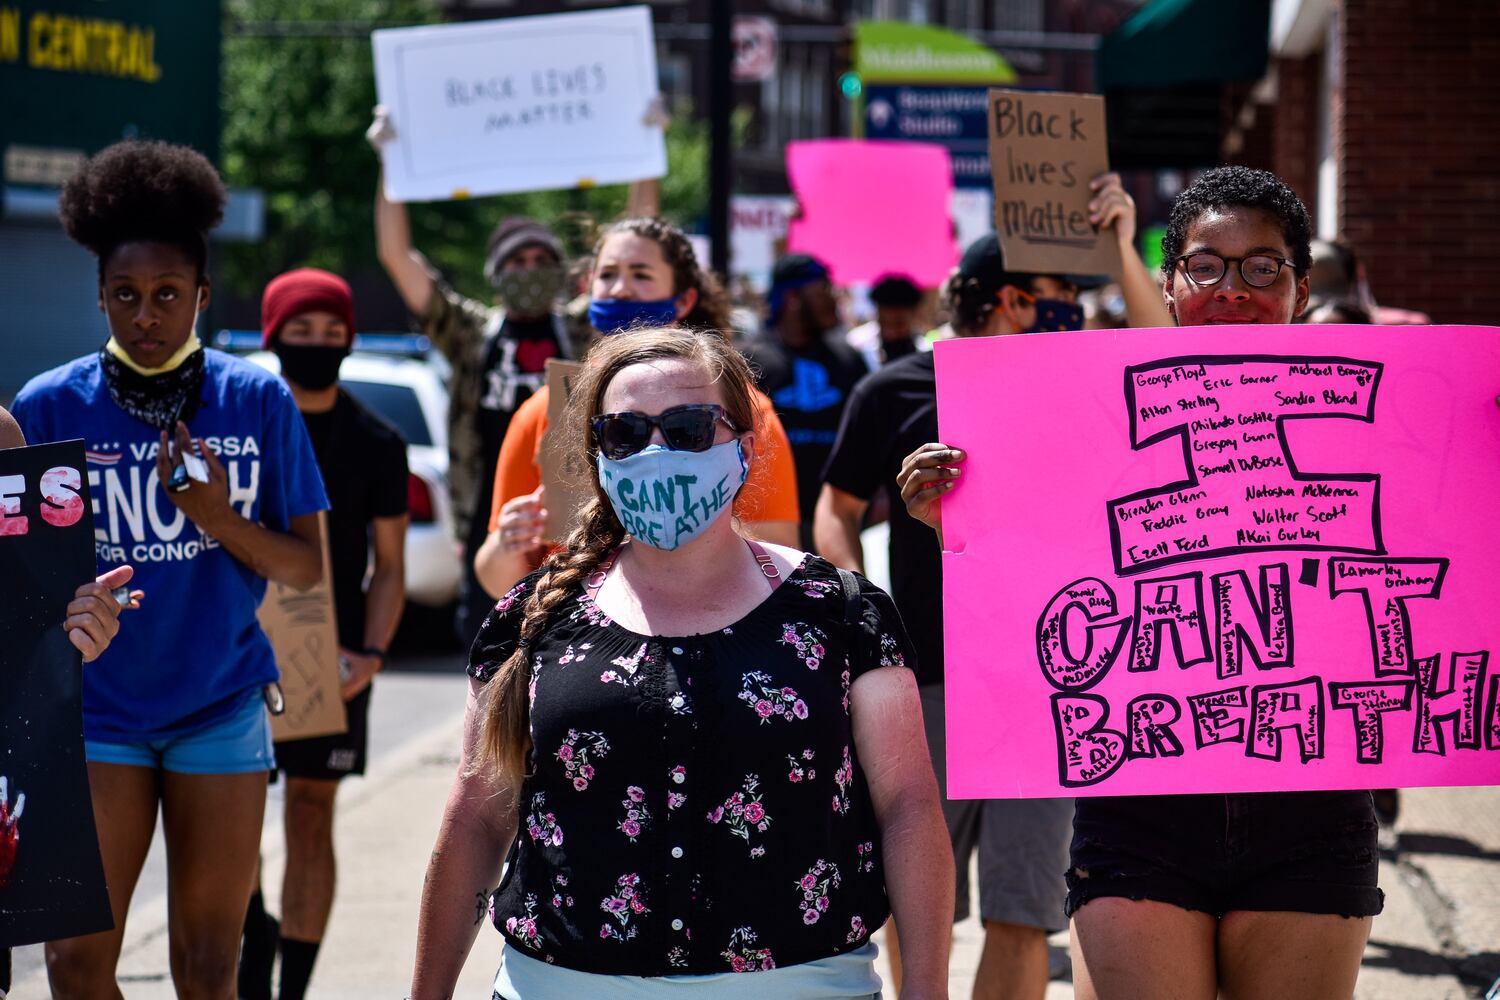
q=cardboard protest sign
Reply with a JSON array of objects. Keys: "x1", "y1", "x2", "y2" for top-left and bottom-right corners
[
  {"x1": 539, "y1": 359, "x2": 589, "y2": 543},
  {"x1": 0, "y1": 440, "x2": 111, "y2": 945},
  {"x1": 372, "y1": 6, "x2": 666, "y2": 202},
  {"x1": 786, "y1": 139, "x2": 958, "y2": 287},
  {"x1": 935, "y1": 325, "x2": 1500, "y2": 798},
  {"x1": 260, "y1": 512, "x2": 346, "y2": 743},
  {"x1": 986, "y1": 89, "x2": 1121, "y2": 277}
]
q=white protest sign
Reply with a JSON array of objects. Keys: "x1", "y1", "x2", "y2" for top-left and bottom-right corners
[
  {"x1": 373, "y1": 6, "x2": 667, "y2": 202},
  {"x1": 730, "y1": 195, "x2": 796, "y2": 293}
]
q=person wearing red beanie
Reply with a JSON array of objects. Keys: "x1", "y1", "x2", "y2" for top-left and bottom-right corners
[
  {"x1": 260, "y1": 268, "x2": 357, "y2": 349},
  {"x1": 240, "y1": 268, "x2": 409, "y2": 1000}
]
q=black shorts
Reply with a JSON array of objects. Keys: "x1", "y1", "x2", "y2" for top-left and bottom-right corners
[
  {"x1": 274, "y1": 686, "x2": 372, "y2": 781},
  {"x1": 1066, "y1": 790, "x2": 1383, "y2": 919}
]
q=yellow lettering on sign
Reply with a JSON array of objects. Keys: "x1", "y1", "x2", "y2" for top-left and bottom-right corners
[
  {"x1": 0, "y1": 8, "x2": 19, "y2": 62},
  {"x1": 24, "y1": 12, "x2": 161, "y2": 82},
  {"x1": 26, "y1": 11, "x2": 45, "y2": 68}
]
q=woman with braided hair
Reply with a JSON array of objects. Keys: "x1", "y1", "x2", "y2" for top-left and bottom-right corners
[
  {"x1": 474, "y1": 217, "x2": 802, "y2": 600},
  {"x1": 412, "y1": 327, "x2": 951, "y2": 999}
]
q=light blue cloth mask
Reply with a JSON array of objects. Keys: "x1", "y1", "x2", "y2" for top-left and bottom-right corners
[{"x1": 596, "y1": 439, "x2": 747, "y2": 550}]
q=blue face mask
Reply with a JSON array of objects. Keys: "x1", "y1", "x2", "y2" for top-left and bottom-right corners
[
  {"x1": 588, "y1": 297, "x2": 681, "y2": 336},
  {"x1": 596, "y1": 440, "x2": 748, "y2": 550},
  {"x1": 1023, "y1": 298, "x2": 1085, "y2": 334}
]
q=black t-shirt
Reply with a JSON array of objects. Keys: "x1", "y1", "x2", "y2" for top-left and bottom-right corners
[
  {"x1": 472, "y1": 315, "x2": 562, "y2": 546},
  {"x1": 300, "y1": 391, "x2": 410, "y2": 649},
  {"x1": 744, "y1": 335, "x2": 869, "y2": 529},
  {"x1": 820, "y1": 352, "x2": 943, "y2": 687}
]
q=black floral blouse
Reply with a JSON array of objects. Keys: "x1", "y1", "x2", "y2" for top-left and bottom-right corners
[{"x1": 468, "y1": 554, "x2": 916, "y2": 976}]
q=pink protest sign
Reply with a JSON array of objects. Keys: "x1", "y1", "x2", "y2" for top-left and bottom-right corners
[
  {"x1": 935, "y1": 324, "x2": 1500, "y2": 799},
  {"x1": 785, "y1": 139, "x2": 957, "y2": 287}
]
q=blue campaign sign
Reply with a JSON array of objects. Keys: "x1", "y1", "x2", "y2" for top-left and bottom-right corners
[{"x1": 863, "y1": 84, "x2": 992, "y2": 189}]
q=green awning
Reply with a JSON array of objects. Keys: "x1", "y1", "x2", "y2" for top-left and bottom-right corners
[
  {"x1": 855, "y1": 21, "x2": 1017, "y2": 85},
  {"x1": 1097, "y1": 0, "x2": 1270, "y2": 90}
]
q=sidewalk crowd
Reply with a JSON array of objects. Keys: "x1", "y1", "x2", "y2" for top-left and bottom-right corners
[{"x1": 0, "y1": 35, "x2": 1495, "y2": 1000}]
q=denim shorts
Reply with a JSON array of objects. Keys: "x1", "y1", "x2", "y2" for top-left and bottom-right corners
[
  {"x1": 1066, "y1": 790, "x2": 1383, "y2": 919},
  {"x1": 85, "y1": 691, "x2": 276, "y2": 774}
]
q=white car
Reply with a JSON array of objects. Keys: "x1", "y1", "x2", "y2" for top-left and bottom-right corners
[{"x1": 243, "y1": 344, "x2": 461, "y2": 608}]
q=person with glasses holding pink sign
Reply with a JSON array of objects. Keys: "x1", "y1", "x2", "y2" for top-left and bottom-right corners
[
  {"x1": 412, "y1": 327, "x2": 951, "y2": 1000},
  {"x1": 901, "y1": 166, "x2": 1380, "y2": 1000}
]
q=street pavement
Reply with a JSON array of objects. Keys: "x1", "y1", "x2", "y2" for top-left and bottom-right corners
[{"x1": 10, "y1": 539, "x2": 1499, "y2": 996}]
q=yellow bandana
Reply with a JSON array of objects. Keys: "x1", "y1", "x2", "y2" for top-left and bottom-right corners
[{"x1": 103, "y1": 333, "x2": 203, "y2": 376}]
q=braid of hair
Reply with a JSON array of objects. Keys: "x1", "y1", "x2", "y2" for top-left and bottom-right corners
[{"x1": 478, "y1": 497, "x2": 625, "y2": 780}]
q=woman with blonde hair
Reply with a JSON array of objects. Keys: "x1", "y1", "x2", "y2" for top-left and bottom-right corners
[{"x1": 413, "y1": 327, "x2": 951, "y2": 999}]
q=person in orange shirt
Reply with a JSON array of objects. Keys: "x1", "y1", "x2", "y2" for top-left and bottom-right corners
[{"x1": 473, "y1": 217, "x2": 800, "y2": 599}]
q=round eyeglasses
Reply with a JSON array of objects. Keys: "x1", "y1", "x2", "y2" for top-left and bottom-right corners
[{"x1": 1173, "y1": 253, "x2": 1298, "y2": 289}]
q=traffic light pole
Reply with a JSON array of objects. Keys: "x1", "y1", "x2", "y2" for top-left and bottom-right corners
[{"x1": 708, "y1": 1, "x2": 732, "y2": 279}]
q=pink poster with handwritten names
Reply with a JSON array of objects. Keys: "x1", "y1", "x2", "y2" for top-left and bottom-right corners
[{"x1": 935, "y1": 325, "x2": 1500, "y2": 798}]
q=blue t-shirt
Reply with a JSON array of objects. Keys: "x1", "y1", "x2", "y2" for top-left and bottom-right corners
[{"x1": 12, "y1": 350, "x2": 329, "y2": 742}]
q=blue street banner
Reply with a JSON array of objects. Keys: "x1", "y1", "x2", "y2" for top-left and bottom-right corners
[{"x1": 863, "y1": 84, "x2": 992, "y2": 189}]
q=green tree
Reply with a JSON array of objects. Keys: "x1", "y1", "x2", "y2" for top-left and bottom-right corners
[{"x1": 220, "y1": 0, "x2": 711, "y2": 305}]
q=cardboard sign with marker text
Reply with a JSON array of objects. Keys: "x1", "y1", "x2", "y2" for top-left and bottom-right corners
[
  {"x1": 540, "y1": 359, "x2": 590, "y2": 542},
  {"x1": 987, "y1": 88, "x2": 1120, "y2": 277},
  {"x1": 259, "y1": 512, "x2": 346, "y2": 742}
]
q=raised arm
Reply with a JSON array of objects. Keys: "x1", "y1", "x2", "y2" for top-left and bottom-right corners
[
  {"x1": 1090, "y1": 172, "x2": 1173, "y2": 330},
  {"x1": 624, "y1": 179, "x2": 660, "y2": 219},
  {"x1": 410, "y1": 679, "x2": 519, "y2": 999},
  {"x1": 368, "y1": 107, "x2": 435, "y2": 317}
]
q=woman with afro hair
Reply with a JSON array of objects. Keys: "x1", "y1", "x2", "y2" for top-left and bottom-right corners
[{"x1": 11, "y1": 140, "x2": 329, "y2": 998}]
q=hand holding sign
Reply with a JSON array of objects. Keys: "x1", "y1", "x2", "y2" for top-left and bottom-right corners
[
  {"x1": 1089, "y1": 172, "x2": 1137, "y2": 253},
  {"x1": 65, "y1": 564, "x2": 139, "y2": 663},
  {"x1": 897, "y1": 443, "x2": 966, "y2": 537},
  {"x1": 498, "y1": 486, "x2": 548, "y2": 555}
]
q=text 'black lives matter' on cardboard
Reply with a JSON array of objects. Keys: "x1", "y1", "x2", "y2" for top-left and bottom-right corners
[
  {"x1": 0, "y1": 440, "x2": 111, "y2": 945},
  {"x1": 987, "y1": 88, "x2": 1122, "y2": 277}
]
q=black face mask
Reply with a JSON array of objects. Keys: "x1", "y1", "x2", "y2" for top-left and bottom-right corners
[{"x1": 275, "y1": 342, "x2": 347, "y2": 390}]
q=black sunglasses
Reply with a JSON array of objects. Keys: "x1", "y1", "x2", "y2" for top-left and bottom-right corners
[{"x1": 591, "y1": 404, "x2": 738, "y2": 460}]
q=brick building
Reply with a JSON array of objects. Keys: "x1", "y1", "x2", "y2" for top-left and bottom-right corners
[{"x1": 1226, "y1": 0, "x2": 1500, "y2": 324}]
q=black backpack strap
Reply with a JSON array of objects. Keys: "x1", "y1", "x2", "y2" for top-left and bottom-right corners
[{"x1": 836, "y1": 567, "x2": 862, "y2": 634}]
